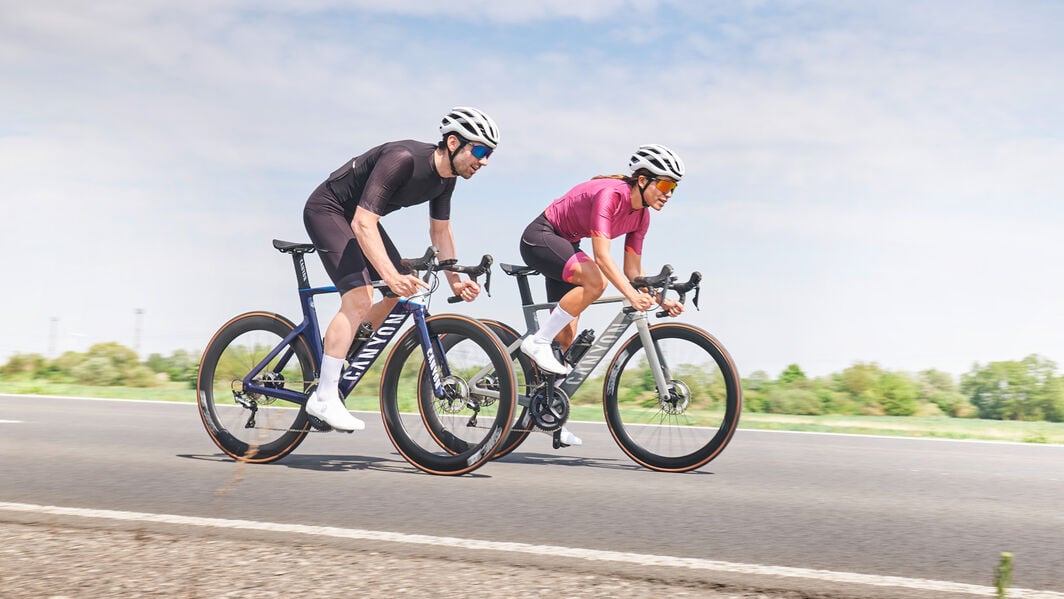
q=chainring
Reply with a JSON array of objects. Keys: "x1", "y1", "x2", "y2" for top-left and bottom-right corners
[{"x1": 529, "y1": 384, "x2": 570, "y2": 432}]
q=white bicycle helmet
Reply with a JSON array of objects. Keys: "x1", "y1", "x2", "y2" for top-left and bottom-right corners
[
  {"x1": 439, "y1": 106, "x2": 500, "y2": 149},
  {"x1": 628, "y1": 144, "x2": 685, "y2": 180}
]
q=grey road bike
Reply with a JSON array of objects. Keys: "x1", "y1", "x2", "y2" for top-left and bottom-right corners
[{"x1": 461, "y1": 262, "x2": 742, "y2": 472}]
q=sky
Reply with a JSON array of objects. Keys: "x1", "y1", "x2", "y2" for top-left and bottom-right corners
[{"x1": 3, "y1": 1, "x2": 1063, "y2": 379}]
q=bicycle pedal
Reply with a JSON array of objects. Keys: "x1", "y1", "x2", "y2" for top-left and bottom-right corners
[
  {"x1": 308, "y1": 415, "x2": 332, "y2": 432},
  {"x1": 552, "y1": 430, "x2": 570, "y2": 449}
]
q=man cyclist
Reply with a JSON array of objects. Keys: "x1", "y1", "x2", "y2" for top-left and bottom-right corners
[
  {"x1": 517, "y1": 144, "x2": 687, "y2": 446},
  {"x1": 303, "y1": 107, "x2": 500, "y2": 432}
]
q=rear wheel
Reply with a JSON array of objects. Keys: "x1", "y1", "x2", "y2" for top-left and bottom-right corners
[
  {"x1": 478, "y1": 320, "x2": 537, "y2": 459},
  {"x1": 379, "y1": 315, "x2": 515, "y2": 475},
  {"x1": 603, "y1": 323, "x2": 741, "y2": 472},
  {"x1": 196, "y1": 312, "x2": 316, "y2": 463}
]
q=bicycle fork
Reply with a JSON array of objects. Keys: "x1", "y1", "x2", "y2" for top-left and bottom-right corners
[
  {"x1": 410, "y1": 304, "x2": 484, "y2": 429},
  {"x1": 633, "y1": 312, "x2": 674, "y2": 403}
]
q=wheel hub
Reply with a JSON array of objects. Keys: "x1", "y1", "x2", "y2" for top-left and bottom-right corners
[
  {"x1": 436, "y1": 375, "x2": 470, "y2": 414},
  {"x1": 661, "y1": 380, "x2": 691, "y2": 415}
]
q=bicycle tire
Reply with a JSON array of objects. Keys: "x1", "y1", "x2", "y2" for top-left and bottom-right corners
[
  {"x1": 379, "y1": 314, "x2": 515, "y2": 475},
  {"x1": 197, "y1": 312, "x2": 317, "y2": 463},
  {"x1": 603, "y1": 322, "x2": 741, "y2": 472}
]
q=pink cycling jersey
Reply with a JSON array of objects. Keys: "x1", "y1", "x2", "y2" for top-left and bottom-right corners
[{"x1": 544, "y1": 178, "x2": 649, "y2": 255}]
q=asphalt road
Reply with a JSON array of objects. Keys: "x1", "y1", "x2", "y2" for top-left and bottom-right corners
[{"x1": 2, "y1": 394, "x2": 1063, "y2": 598}]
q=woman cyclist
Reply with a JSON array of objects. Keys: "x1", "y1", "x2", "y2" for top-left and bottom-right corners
[
  {"x1": 518, "y1": 144, "x2": 687, "y2": 446},
  {"x1": 303, "y1": 107, "x2": 500, "y2": 432}
]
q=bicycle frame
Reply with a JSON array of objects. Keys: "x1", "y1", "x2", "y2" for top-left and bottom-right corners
[
  {"x1": 235, "y1": 257, "x2": 451, "y2": 407},
  {"x1": 337, "y1": 296, "x2": 450, "y2": 399},
  {"x1": 507, "y1": 296, "x2": 670, "y2": 403},
  {"x1": 491, "y1": 260, "x2": 670, "y2": 403}
]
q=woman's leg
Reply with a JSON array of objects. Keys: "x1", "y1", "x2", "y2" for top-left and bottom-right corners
[
  {"x1": 517, "y1": 215, "x2": 593, "y2": 445},
  {"x1": 519, "y1": 231, "x2": 577, "y2": 373},
  {"x1": 520, "y1": 216, "x2": 607, "y2": 373},
  {"x1": 551, "y1": 256, "x2": 608, "y2": 348}
]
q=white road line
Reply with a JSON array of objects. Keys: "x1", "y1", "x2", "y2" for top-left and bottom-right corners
[
  {"x1": 1, "y1": 501, "x2": 1060, "y2": 598},
  {"x1": 0, "y1": 420, "x2": 22, "y2": 424}
]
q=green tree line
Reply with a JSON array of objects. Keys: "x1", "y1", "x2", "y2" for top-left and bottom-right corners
[
  {"x1": 3, "y1": 343, "x2": 1063, "y2": 423},
  {"x1": 742, "y1": 355, "x2": 1064, "y2": 422},
  {"x1": 1, "y1": 343, "x2": 198, "y2": 388}
]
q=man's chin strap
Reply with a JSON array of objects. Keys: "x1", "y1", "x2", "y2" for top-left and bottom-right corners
[{"x1": 447, "y1": 139, "x2": 466, "y2": 177}]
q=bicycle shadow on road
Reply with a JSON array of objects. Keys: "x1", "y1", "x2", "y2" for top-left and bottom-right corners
[
  {"x1": 177, "y1": 453, "x2": 493, "y2": 478},
  {"x1": 493, "y1": 452, "x2": 717, "y2": 476}
]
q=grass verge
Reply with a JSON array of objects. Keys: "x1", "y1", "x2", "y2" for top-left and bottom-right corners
[
  {"x1": 738, "y1": 412, "x2": 1064, "y2": 444},
  {"x1": 3, "y1": 381, "x2": 1063, "y2": 445}
]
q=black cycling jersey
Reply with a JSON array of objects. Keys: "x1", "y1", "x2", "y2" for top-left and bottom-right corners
[
  {"x1": 323, "y1": 139, "x2": 454, "y2": 220},
  {"x1": 304, "y1": 140, "x2": 453, "y2": 294}
]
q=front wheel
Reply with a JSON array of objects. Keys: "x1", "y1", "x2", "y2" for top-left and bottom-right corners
[
  {"x1": 431, "y1": 319, "x2": 538, "y2": 460},
  {"x1": 379, "y1": 314, "x2": 516, "y2": 475},
  {"x1": 603, "y1": 323, "x2": 741, "y2": 472},
  {"x1": 196, "y1": 312, "x2": 317, "y2": 463}
]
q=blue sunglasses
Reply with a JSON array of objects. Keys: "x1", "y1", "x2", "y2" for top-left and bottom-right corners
[{"x1": 469, "y1": 143, "x2": 493, "y2": 159}]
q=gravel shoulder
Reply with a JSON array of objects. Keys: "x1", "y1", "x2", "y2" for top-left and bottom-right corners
[{"x1": 0, "y1": 519, "x2": 802, "y2": 599}]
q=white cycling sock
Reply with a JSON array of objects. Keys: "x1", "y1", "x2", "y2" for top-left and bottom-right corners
[
  {"x1": 534, "y1": 306, "x2": 575, "y2": 343},
  {"x1": 317, "y1": 354, "x2": 345, "y2": 399}
]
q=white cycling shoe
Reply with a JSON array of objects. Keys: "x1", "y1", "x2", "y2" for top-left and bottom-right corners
[
  {"x1": 557, "y1": 426, "x2": 583, "y2": 447},
  {"x1": 306, "y1": 391, "x2": 365, "y2": 432},
  {"x1": 520, "y1": 336, "x2": 571, "y2": 375}
]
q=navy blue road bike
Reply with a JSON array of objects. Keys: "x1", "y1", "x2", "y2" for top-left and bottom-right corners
[{"x1": 196, "y1": 240, "x2": 515, "y2": 476}]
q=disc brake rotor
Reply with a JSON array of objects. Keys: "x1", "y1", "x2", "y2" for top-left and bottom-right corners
[
  {"x1": 435, "y1": 375, "x2": 470, "y2": 414},
  {"x1": 661, "y1": 380, "x2": 691, "y2": 415}
]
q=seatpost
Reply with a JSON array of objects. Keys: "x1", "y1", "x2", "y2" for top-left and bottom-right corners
[
  {"x1": 291, "y1": 253, "x2": 312, "y2": 289},
  {"x1": 516, "y1": 273, "x2": 535, "y2": 306}
]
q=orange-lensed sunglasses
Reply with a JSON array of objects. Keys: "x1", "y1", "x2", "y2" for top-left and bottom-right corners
[{"x1": 651, "y1": 178, "x2": 677, "y2": 194}]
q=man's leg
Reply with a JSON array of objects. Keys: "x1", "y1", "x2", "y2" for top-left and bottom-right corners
[{"x1": 308, "y1": 286, "x2": 374, "y2": 431}]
